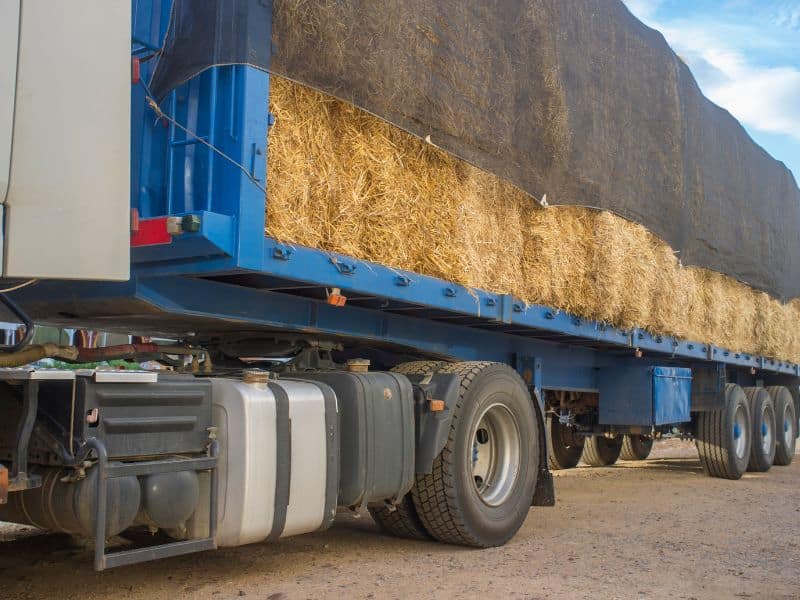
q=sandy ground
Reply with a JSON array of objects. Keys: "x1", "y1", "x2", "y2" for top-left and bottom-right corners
[{"x1": 1, "y1": 439, "x2": 798, "y2": 600}]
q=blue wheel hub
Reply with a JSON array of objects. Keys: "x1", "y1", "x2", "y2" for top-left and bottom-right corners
[
  {"x1": 733, "y1": 422, "x2": 742, "y2": 440},
  {"x1": 762, "y1": 422, "x2": 768, "y2": 437},
  {"x1": 785, "y1": 419, "x2": 790, "y2": 433}
]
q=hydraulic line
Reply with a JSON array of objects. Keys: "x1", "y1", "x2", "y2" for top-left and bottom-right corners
[
  {"x1": 0, "y1": 343, "x2": 78, "y2": 367},
  {"x1": 0, "y1": 292, "x2": 36, "y2": 352},
  {"x1": 76, "y1": 343, "x2": 213, "y2": 373}
]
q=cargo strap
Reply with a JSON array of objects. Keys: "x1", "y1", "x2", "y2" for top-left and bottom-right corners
[{"x1": 267, "y1": 382, "x2": 291, "y2": 541}]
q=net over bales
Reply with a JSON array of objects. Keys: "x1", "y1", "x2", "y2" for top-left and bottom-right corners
[
  {"x1": 266, "y1": 76, "x2": 800, "y2": 364},
  {"x1": 268, "y1": 0, "x2": 800, "y2": 301}
]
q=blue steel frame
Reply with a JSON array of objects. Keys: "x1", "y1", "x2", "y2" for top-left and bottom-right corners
[{"x1": 12, "y1": 0, "x2": 800, "y2": 424}]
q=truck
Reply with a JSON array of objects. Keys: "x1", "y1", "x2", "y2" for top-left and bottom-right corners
[{"x1": 0, "y1": 0, "x2": 797, "y2": 571}]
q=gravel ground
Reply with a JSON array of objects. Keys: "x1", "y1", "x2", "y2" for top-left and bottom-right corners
[{"x1": 1, "y1": 439, "x2": 798, "y2": 600}]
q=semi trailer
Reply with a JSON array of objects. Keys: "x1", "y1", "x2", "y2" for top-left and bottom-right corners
[{"x1": 0, "y1": 0, "x2": 798, "y2": 571}]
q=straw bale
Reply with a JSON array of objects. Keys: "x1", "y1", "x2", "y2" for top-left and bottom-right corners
[{"x1": 266, "y1": 76, "x2": 800, "y2": 363}]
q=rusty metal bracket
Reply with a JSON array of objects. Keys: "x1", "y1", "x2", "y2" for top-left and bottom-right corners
[{"x1": 9, "y1": 380, "x2": 42, "y2": 492}]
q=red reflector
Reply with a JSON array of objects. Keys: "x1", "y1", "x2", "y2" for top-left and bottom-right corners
[
  {"x1": 130, "y1": 207, "x2": 140, "y2": 232},
  {"x1": 132, "y1": 57, "x2": 141, "y2": 85},
  {"x1": 131, "y1": 217, "x2": 171, "y2": 247}
]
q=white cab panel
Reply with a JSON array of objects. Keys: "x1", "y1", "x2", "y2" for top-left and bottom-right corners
[
  {"x1": 0, "y1": 0, "x2": 20, "y2": 207},
  {"x1": 3, "y1": 0, "x2": 130, "y2": 280}
]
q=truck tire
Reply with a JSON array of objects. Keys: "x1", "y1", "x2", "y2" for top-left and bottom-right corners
[
  {"x1": 368, "y1": 495, "x2": 431, "y2": 541},
  {"x1": 695, "y1": 383, "x2": 751, "y2": 480},
  {"x1": 744, "y1": 387, "x2": 776, "y2": 472},
  {"x1": 766, "y1": 386, "x2": 797, "y2": 466},
  {"x1": 547, "y1": 416, "x2": 584, "y2": 470},
  {"x1": 411, "y1": 362, "x2": 539, "y2": 548},
  {"x1": 367, "y1": 360, "x2": 451, "y2": 540},
  {"x1": 390, "y1": 360, "x2": 450, "y2": 376},
  {"x1": 620, "y1": 434, "x2": 654, "y2": 461},
  {"x1": 581, "y1": 435, "x2": 623, "y2": 466}
]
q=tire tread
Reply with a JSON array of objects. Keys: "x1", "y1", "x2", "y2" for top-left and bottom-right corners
[
  {"x1": 369, "y1": 495, "x2": 430, "y2": 540},
  {"x1": 620, "y1": 435, "x2": 653, "y2": 461},
  {"x1": 582, "y1": 436, "x2": 622, "y2": 467}
]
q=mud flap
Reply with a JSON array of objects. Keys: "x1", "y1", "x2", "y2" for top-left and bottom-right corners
[{"x1": 532, "y1": 408, "x2": 556, "y2": 507}]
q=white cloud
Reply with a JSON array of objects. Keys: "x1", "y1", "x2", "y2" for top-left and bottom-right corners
[
  {"x1": 773, "y1": 2, "x2": 800, "y2": 30},
  {"x1": 662, "y1": 26, "x2": 800, "y2": 140},
  {"x1": 707, "y1": 64, "x2": 800, "y2": 139},
  {"x1": 623, "y1": 0, "x2": 664, "y2": 21},
  {"x1": 623, "y1": 2, "x2": 800, "y2": 141}
]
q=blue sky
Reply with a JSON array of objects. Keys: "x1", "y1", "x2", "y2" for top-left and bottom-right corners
[{"x1": 623, "y1": 0, "x2": 800, "y2": 182}]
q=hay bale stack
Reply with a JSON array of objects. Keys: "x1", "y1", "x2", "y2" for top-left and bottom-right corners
[{"x1": 266, "y1": 76, "x2": 800, "y2": 363}]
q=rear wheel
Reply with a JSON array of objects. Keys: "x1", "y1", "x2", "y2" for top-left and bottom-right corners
[
  {"x1": 368, "y1": 360, "x2": 450, "y2": 540},
  {"x1": 620, "y1": 434, "x2": 653, "y2": 461},
  {"x1": 547, "y1": 416, "x2": 584, "y2": 470},
  {"x1": 581, "y1": 435, "x2": 623, "y2": 466},
  {"x1": 411, "y1": 362, "x2": 539, "y2": 547},
  {"x1": 744, "y1": 387, "x2": 776, "y2": 472},
  {"x1": 766, "y1": 386, "x2": 797, "y2": 466},
  {"x1": 695, "y1": 383, "x2": 751, "y2": 479}
]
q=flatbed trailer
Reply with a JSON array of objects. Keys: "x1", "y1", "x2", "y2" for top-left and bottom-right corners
[{"x1": 0, "y1": 0, "x2": 797, "y2": 571}]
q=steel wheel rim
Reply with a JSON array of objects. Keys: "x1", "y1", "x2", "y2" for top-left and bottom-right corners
[
  {"x1": 761, "y1": 404, "x2": 775, "y2": 456},
  {"x1": 470, "y1": 402, "x2": 521, "y2": 507},
  {"x1": 732, "y1": 404, "x2": 748, "y2": 460},
  {"x1": 782, "y1": 403, "x2": 793, "y2": 450}
]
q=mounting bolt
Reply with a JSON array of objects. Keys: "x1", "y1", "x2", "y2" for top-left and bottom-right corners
[
  {"x1": 166, "y1": 216, "x2": 183, "y2": 235},
  {"x1": 182, "y1": 214, "x2": 201, "y2": 233},
  {"x1": 273, "y1": 245, "x2": 293, "y2": 260}
]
